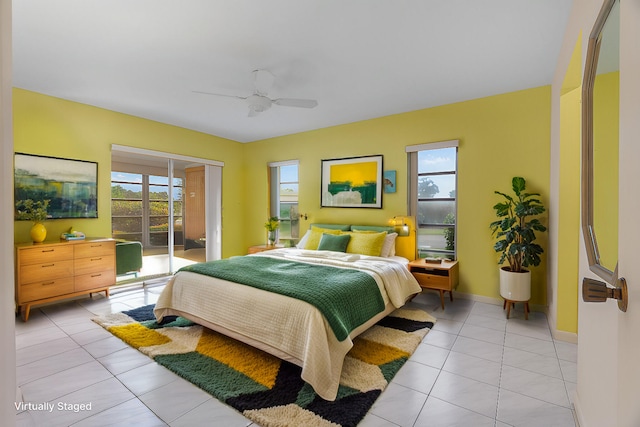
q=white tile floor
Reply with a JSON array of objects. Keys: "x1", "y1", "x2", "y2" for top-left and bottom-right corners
[{"x1": 14, "y1": 285, "x2": 577, "y2": 427}]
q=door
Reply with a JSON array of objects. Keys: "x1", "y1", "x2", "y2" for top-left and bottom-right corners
[
  {"x1": 575, "y1": 2, "x2": 640, "y2": 425},
  {"x1": 111, "y1": 146, "x2": 223, "y2": 278}
]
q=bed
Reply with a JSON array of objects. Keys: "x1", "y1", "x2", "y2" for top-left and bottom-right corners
[{"x1": 154, "y1": 224, "x2": 422, "y2": 401}]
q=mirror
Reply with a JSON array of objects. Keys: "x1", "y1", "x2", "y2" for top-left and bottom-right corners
[{"x1": 582, "y1": 0, "x2": 620, "y2": 285}]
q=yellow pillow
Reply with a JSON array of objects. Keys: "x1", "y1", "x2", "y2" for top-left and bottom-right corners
[
  {"x1": 345, "y1": 231, "x2": 387, "y2": 256},
  {"x1": 304, "y1": 226, "x2": 343, "y2": 250}
]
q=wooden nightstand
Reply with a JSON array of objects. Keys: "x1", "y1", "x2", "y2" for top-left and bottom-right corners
[
  {"x1": 408, "y1": 259, "x2": 459, "y2": 309},
  {"x1": 248, "y1": 244, "x2": 284, "y2": 254}
]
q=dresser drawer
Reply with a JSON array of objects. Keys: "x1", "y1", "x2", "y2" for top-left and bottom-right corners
[
  {"x1": 19, "y1": 277, "x2": 75, "y2": 303},
  {"x1": 74, "y1": 254, "x2": 115, "y2": 276},
  {"x1": 19, "y1": 260, "x2": 74, "y2": 285},
  {"x1": 75, "y1": 270, "x2": 116, "y2": 292},
  {"x1": 18, "y1": 245, "x2": 74, "y2": 266},
  {"x1": 74, "y1": 241, "x2": 115, "y2": 258},
  {"x1": 412, "y1": 272, "x2": 451, "y2": 290}
]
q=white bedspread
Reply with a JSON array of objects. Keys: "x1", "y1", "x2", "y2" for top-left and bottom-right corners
[{"x1": 153, "y1": 248, "x2": 421, "y2": 401}]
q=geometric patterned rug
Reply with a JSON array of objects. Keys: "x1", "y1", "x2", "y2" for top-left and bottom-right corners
[{"x1": 93, "y1": 304, "x2": 435, "y2": 427}]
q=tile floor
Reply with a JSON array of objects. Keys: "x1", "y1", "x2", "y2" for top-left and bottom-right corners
[{"x1": 14, "y1": 285, "x2": 577, "y2": 427}]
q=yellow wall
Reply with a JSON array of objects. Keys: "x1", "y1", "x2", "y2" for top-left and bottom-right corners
[
  {"x1": 12, "y1": 88, "x2": 248, "y2": 257},
  {"x1": 247, "y1": 86, "x2": 552, "y2": 304},
  {"x1": 556, "y1": 36, "x2": 582, "y2": 334},
  {"x1": 13, "y1": 85, "x2": 552, "y2": 305}
]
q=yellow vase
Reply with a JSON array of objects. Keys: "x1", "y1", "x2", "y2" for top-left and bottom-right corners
[{"x1": 30, "y1": 222, "x2": 47, "y2": 243}]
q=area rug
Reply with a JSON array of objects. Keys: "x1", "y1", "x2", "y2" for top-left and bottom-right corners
[{"x1": 93, "y1": 304, "x2": 436, "y2": 427}]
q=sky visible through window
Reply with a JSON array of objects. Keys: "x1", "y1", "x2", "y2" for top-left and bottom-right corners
[
  {"x1": 418, "y1": 148, "x2": 456, "y2": 198},
  {"x1": 280, "y1": 164, "x2": 298, "y2": 193}
]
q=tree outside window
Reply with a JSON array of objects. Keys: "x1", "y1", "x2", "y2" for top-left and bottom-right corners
[{"x1": 416, "y1": 147, "x2": 457, "y2": 259}]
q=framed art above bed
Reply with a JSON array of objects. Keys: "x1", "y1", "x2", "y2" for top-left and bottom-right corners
[{"x1": 321, "y1": 155, "x2": 383, "y2": 208}]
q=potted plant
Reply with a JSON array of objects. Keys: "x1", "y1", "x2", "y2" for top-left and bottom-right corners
[
  {"x1": 490, "y1": 177, "x2": 546, "y2": 302},
  {"x1": 264, "y1": 216, "x2": 280, "y2": 246},
  {"x1": 16, "y1": 199, "x2": 50, "y2": 243}
]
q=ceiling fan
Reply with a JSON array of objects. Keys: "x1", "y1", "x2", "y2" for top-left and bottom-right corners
[{"x1": 194, "y1": 69, "x2": 318, "y2": 117}]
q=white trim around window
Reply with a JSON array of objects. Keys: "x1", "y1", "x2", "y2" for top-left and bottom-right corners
[{"x1": 406, "y1": 139, "x2": 459, "y2": 153}]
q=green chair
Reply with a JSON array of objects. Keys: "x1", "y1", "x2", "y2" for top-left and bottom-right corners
[{"x1": 115, "y1": 241, "x2": 143, "y2": 276}]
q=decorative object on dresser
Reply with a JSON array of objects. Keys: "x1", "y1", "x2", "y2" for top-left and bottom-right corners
[
  {"x1": 490, "y1": 176, "x2": 547, "y2": 319},
  {"x1": 15, "y1": 199, "x2": 50, "y2": 243},
  {"x1": 408, "y1": 259, "x2": 459, "y2": 309},
  {"x1": 15, "y1": 238, "x2": 116, "y2": 321}
]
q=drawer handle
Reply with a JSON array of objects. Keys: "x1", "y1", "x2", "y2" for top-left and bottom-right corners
[
  {"x1": 91, "y1": 257, "x2": 103, "y2": 261},
  {"x1": 41, "y1": 249, "x2": 55, "y2": 253},
  {"x1": 41, "y1": 263, "x2": 55, "y2": 268},
  {"x1": 91, "y1": 274, "x2": 102, "y2": 278},
  {"x1": 41, "y1": 281, "x2": 55, "y2": 286},
  {"x1": 91, "y1": 244, "x2": 102, "y2": 248}
]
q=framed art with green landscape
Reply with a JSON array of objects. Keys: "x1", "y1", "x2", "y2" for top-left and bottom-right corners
[
  {"x1": 321, "y1": 155, "x2": 383, "y2": 208},
  {"x1": 14, "y1": 153, "x2": 98, "y2": 219}
]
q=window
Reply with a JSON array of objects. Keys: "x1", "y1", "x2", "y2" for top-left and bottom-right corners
[
  {"x1": 407, "y1": 141, "x2": 458, "y2": 259},
  {"x1": 111, "y1": 172, "x2": 183, "y2": 247},
  {"x1": 269, "y1": 161, "x2": 299, "y2": 240}
]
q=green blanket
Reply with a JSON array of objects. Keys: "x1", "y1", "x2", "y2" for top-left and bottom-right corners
[{"x1": 179, "y1": 256, "x2": 385, "y2": 341}]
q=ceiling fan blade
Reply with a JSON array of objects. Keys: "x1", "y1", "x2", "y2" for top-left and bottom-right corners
[
  {"x1": 272, "y1": 98, "x2": 318, "y2": 108},
  {"x1": 192, "y1": 90, "x2": 247, "y2": 100}
]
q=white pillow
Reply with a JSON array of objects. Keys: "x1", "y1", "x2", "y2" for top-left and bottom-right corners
[
  {"x1": 380, "y1": 232, "x2": 398, "y2": 257},
  {"x1": 296, "y1": 230, "x2": 311, "y2": 249}
]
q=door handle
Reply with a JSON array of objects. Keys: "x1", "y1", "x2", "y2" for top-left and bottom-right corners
[{"x1": 582, "y1": 277, "x2": 628, "y2": 312}]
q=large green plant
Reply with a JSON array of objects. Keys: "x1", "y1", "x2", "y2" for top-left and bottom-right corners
[{"x1": 490, "y1": 177, "x2": 547, "y2": 272}]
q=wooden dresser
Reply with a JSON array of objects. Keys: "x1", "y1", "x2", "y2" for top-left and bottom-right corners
[{"x1": 15, "y1": 238, "x2": 116, "y2": 321}]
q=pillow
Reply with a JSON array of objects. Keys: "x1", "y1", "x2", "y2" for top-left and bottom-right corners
[
  {"x1": 317, "y1": 233, "x2": 351, "y2": 252},
  {"x1": 304, "y1": 226, "x2": 343, "y2": 250},
  {"x1": 296, "y1": 230, "x2": 311, "y2": 248},
  {"x1": 345, "y1": 231, "x2": 387, "y2": 256},
  {"x1": 380, "y1": 232, "x2": 398, "y2": 257},
  {"x1": 351, "y1": 229, "x2": 397, "y2": 257}
]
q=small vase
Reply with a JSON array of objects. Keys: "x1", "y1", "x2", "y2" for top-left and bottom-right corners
[
  {"x1": 267, "y1": 230, "x2": 277, "y2": 246},
  {"x1": 30, "y1": 222, "x2": 47, "y2": 243}
]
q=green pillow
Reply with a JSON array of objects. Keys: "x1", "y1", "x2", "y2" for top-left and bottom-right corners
[
  {"x1": 304, "y1": 226, "x2": 343, "y2": 250},
  {"x1": 317, "y1": 233, "x2": 351, "y2": 252}
]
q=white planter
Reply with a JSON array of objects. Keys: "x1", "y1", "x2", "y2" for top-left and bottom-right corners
[{"x1": 499, "y1": 267, "x2": 531, "y2": 301}]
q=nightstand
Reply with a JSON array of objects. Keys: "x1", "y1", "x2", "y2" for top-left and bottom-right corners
[
  {"x1": 248, "y1": 244, "x2": 284, "y2": 254},
  {"x1": 408, "y1": 259, "x2": 459, "y2": 309}
]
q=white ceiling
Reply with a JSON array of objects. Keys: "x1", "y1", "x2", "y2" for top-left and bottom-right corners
[{"x1": 12, "y1": 0, "x2": 573, "y2": 143}]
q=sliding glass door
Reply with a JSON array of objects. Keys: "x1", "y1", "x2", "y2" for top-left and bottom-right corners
[
  {"x1": 111, "y1": 146, "x2": 223, "y2": 283},
  {"x1": 111, "y1": 173, "x2": 183, "y2": 249}
]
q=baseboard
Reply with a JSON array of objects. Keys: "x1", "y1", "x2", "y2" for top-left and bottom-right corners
[
  {"x1": 453, "y1": 292, "x2": 502, "y2": 305},
  {"x1": 573, "y1": 391, "x2": 585, "y2": 427},
  {"x1": 453, "y1": 292, "x2": 577, "y2": 342},
  {"x1": 553, "y1": 329, "x2": 578, "y2": 344},
  {"x1": 453, "y1": 291, "x2": 548, "y2": 313}
]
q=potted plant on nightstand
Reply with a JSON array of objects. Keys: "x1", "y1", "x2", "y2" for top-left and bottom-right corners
[
  {"x1": 16, "y1": 199, "x2": 50, "y2": 243},
  {"x1": 490, "y1": 177, "x2": 546, "y2": 304},
  {"x1": 264, "y1": 216, "x2": 280, "y2": 246}
]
